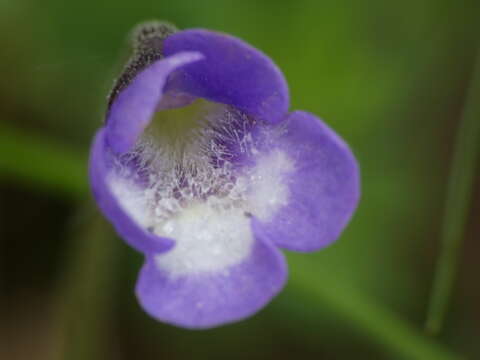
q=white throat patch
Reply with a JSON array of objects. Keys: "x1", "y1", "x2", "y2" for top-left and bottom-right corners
[{"x1": 108, "y1": 101, "x2": 293, "y2": 277}]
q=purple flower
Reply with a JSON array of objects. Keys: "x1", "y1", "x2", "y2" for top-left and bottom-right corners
[{"x1": 89, "y1": 22, "x2": 360, "y2": 329}]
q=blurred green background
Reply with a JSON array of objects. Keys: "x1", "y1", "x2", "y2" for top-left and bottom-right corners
[{"x1": 1, "y1": 0, "x2": 479, "y2": 359}]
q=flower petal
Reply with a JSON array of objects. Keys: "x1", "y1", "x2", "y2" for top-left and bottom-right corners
[
  {"x1": 89, "y1": 128, "x2": 174, "y2": 253},
  {"x1": 135, "y1": 235, "x2": 287, "y2": 329},
  {"x1": 251, "y1": 111, "x2": 360, "y2": 252},
  {"x1": 106, "y1": 51, "x2": 204, "y2": 154},
  {"x1": 163, "y1": 29, "x2": 289, "y2": 124}
]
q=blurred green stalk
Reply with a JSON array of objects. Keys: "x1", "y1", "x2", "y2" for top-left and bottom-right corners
[
  {"x1": 0, "y1": 126, "x2": 461, "y2": 359},
  {"x1": 290, "y1": 260, "x2": 461, "y2": 360},
  {"x1": 0, "y1": 124, "x2": 87, "y2": 199},
  {"x1": 425, "y1": 48, "x2": 480, "y2": 335},
  {"x1": 52, "y1": 205, "x2": 119, "y2": 360}
]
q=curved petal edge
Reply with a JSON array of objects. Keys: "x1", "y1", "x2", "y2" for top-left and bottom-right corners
[
  {"x1": 135, "y1": 235, "x2": 287, "y2": 329},
  {"x1": 252, "y1": 111, "x2": 360, "y2": 252}
]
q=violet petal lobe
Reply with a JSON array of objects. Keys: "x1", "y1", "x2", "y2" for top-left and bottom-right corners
[
  {"x1": 89, "y1": 128, "x2": 174, "y2": 253},
  {"x1": 135, "y1": 235, "x2": 287, "y2": 329},
  {"x1": 163, "y1": 29, "x2": 289, "y2": 124},
  {"x1": 251, "y1": 111, "x2": 360, "y2": 252},
  {"x1": 106, "y1": 51, "x2": 204, "y2": 154}
]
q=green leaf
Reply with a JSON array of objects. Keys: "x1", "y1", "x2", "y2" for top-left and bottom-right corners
[
  {"x1": 0, "y1": 124, "x2": 87, "y2": 199},
  {"x1": 425, "y1": 48, "x2": 480, "y2": 334}
]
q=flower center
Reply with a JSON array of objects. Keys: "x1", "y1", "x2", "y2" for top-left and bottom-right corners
[{"x1": 109, "y1": 99, "x2": 293, "y2": 276}]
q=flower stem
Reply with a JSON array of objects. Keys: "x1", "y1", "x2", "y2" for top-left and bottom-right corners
[
  {"x1": 289, "y1": 259, "x2": 462, "y2": 360},
  {"x1": 52, "y1": 204, "x2": 120, "y2": 360},
  {"x1": 0, "y1": 123, "x2": 87, "y2": 199},
  {"x1": 425, "y1": 48, "x2": 480, "y2": 334}
]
